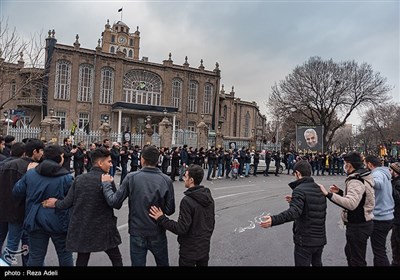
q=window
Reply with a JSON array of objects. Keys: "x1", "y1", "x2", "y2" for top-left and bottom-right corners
[
  {"x1": 78, "y1": 112, "x2": 89, "y2": 130},
  {"x1": 111, "y1": 35, "x2": 115, "y2": 43},
  {"x1": 172, "y1": 79, "x2": 182, "y2": 109},
  {"x1": 244, "y1": 112, "x2": 250, "y2": 137},
  {"x1": 55, "y1": 111, "x2": 66, "y2": 130},
  {"x1": 130, "y1": 38, "x2": 134, "y2": 46},
  {"x1": 223, "y1": 105, "x2": 227, "y2": 121},
  {"x1": 55, "y1": 60, "x2": 71, "y2": 100},
  {"x1": 110, "y1": 46, "x2": 115, "y2": 54},
  {"x1": 121, "y1": 116, "x2": 131, "y2": 132},
  {"x1": 128, "y1": 50, "x2": 133, "y2": 58},
  {"x1": 78, "y1": 64, "x2": 94, "y2": 102},
  {"x1": 174, "y1": 120, "x2": 180, "y2": 131},
  {"x1": 19, "y1": 116, "x2": 30, "y2": 128},
  {"x1": 188, "y1": 81, "x2": 198, "y2": 113},
  {"x1": 123, "y1": 70, "x2": 162, "y2": 106},
  {"x1": 10, "y1": 80, "x2": 16, "y2": 98},
  {"x1": 188, "y1": 121, "x2": 196, "y2": 132},
  {"x1": 100, "y1": 67, "x2": 114, "y2": 104},
  {"x1": 203, "y1": 83, "x2": 213, "y2": 114}
]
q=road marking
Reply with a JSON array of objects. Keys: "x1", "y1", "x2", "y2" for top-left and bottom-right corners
[
  {"x1": 214, "y1": 184, "x2": 256, "y2": 190},
  {"x1": 214, "y1": 189, "x2": 266, "y2": 200}
]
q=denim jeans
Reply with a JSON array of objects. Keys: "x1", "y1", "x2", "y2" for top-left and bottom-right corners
[
  {"x1": 27, "y1": 230, "x2": 73, "y2": 266},
  {"x1": 130, "y1": 233, "x2": 169, "y2": 266},
  {"x1": 2, "y1": 223, "x2": 26, "y2": 266},
  {"x1": 0, "y1": 222, "x2": 8, "y2": 249}
]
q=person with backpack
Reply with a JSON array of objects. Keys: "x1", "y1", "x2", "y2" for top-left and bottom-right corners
[{"x1": 319, "y1": 151, "x2": 375, "y2": 266}]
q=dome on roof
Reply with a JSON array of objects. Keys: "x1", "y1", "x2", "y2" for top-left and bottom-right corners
[{"x1": 115, "y1": 21, "x2": 128, "y2": 27}]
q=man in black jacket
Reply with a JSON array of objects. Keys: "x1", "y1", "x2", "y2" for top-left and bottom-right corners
[
  {"x1": 260, "y1": 160, "x2": 327, "y2": 266},
  {"x1": 149, "y1": 164, "x2": 215, "y2": 266}
]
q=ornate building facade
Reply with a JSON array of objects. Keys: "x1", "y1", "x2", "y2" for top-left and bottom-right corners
[{"x1": 1, "y1": 19, "x2": 267, "y2": 147}]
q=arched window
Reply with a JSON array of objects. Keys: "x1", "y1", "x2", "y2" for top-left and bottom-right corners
[
  {"x1": 244, "y1": 111, "x2": 250, "y2": 137},
  {"x1": 110, "y1": 46, "x2": 115, "y2": 53},
  {"x1": 188, "y1": 81, "x2": 198, "y2": 113},
  {"x1": 78, "y1": 64, "x2": 94, "y2": 102},
  {"x1": 123, "y1": 70, "x2": 162, "y2": 106},
  {"x1": 55, "y1": 60, "x2": 71, "y2": 100},
  {"x1": 100, "y1": 67, "x2": 114, "y2": 104},
  {"x1": 203, "y1": 83, "x2": 213, "y2": 114},
  {"x1": 128, "y1": 50, "x2": 133, "y2": 57},
  {"x1": 172, "y1": 79, "x2": 182, "y2": 109}
]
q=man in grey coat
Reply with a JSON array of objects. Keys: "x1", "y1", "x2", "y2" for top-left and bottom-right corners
[{"x1": 102, "y1": 145, "x2": 175, "y2": 266}]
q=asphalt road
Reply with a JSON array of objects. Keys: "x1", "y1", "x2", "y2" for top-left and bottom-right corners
[{"x1": 16, "y1": 171, "x2": 393, "y2": 266}]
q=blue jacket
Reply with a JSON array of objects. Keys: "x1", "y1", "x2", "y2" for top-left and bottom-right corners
[
  {"x1": 371, "y1": 166, "x2": 394, "y2": 221},
  {"x1": 13, "y1": 160, "x2": 73, "y2": 233}
]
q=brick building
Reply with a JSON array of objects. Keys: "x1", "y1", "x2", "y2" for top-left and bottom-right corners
[{"x1": 0, "y1": 19, "x2": 267, "y2": 146}]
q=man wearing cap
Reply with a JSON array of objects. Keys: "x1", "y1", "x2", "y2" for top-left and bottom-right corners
[
  {"x1": 319, "y1": 151, "x2": 375, "y2": 266},
  {"x1": 364, "y1": 155, "x2": 394, "y2": 266},
  {"x1": 390, "y1": 162, "x2": 400, "y2": 266}
]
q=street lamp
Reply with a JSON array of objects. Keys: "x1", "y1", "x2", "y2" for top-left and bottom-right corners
[
  {"x1": 3, "y1": 111, "x2": 9, "y2": 135},
  {"x1": 49, "y1": 108, "x2": 54, "y2": 117},
  {"x1": 103, "y1": 115, "x2": 109, "y2": 123}
]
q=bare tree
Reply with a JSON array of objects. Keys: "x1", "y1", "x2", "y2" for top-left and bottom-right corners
[
  {"x1": 267, "y1": 56, "x2": 393, "y2": 150},
  {"x1": 331, "y1": 125, "x2": 353, "y2": 153},
  {"x1": 0, "y1": 17, "x2": 45, "y2": 111},
  {"x1": 361, "y1": 103, "x2": 400, "y2": 154}
]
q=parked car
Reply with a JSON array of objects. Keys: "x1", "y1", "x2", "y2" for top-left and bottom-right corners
[{"x1": 250, "y1": 152, "x2": 285, "y2": 174}]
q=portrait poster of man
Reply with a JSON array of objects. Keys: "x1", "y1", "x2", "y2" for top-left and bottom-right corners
[{"x1": 296, "y1": 125, "x2": 323, "y2": 153}]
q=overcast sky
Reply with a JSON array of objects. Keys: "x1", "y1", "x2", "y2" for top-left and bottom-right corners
[{"x1": 1, "y1": 0, "x2": 399, "y2": 124}]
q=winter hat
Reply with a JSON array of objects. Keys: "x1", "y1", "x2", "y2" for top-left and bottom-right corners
[{"x1": 390, "y1": 162, "x2": 400, "y2": 175}]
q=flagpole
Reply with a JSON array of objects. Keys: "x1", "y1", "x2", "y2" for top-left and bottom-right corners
[{"x1": 121, "y1": 7, "x2": 123, "y2": 21}]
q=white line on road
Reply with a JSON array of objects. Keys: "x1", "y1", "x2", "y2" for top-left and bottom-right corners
[
  {"x1": 214, "y1": 184, "x2": 256, "y2": 190},
  {"x1": 214, "y1": 189, "x2": 266, "y2": 200}
]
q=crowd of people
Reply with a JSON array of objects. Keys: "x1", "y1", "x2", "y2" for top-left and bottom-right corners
[{"x1": 0, "y1": 134, "x2": 400, "y2": 266}]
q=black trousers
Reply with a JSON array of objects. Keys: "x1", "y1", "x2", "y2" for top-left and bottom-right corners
[
  {"x1": 391, "y1": 224, "x2": 400, "y2": 266},
  {"x1": 294, "y1": 244, "x2": 324, "y2": 266},
  {"x1": 371, "y1": 219, "x2": 393, "y2": 266},
  {"x1": 76, "y1": 246, "x2": 123, "y2": 266},
  {"x1": 345, "y1": 221, "x2": 373, "y2": 266},
  {"x1": 179, "y1": 255, "x2": 209, "y2": 267}
]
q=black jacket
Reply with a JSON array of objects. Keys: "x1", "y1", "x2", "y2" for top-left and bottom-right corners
[
  {"x1": 55, "y1": 167, "x2": 121, "y2": 252},
  {"x1": 271, "y1": 177, "x2": 327, "y2": 247},
  {"x1": 392, "y1": 176, "x2": 400, "y2": 225},
  {"x1": 0, "y1": 157, "x2": 32, "y2": 223},
  {"x1": 157, "y1": 185, "x2": 215, "y2": 260}
]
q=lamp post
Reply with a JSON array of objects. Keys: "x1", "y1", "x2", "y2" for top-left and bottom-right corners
[
  {"x1": 103, "y1": 115, "x2": 109, "y2": 124},
  {"x1": 3, "y1": 111, "x2": 9, "y2": 135}
]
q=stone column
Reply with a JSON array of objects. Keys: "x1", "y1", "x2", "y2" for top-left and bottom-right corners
[
  {"x1": 99, "y1": 122, "x2": 112, "y2": 142},
  {"x1": 196, "y1": 116, "x2": 209, "y2": 149},
  {"x1": 40, "y1": 116, "x2": 60, "y2": 144},
  {"x1": 143, "y1": 115, "x2": 153, "y2": 146},
  {"x1": 216, "y1": 129, "x2": 224, "y2": 148},
  {"x1": 159, "y1": 116, "x2": 172, "y2": 148}
]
